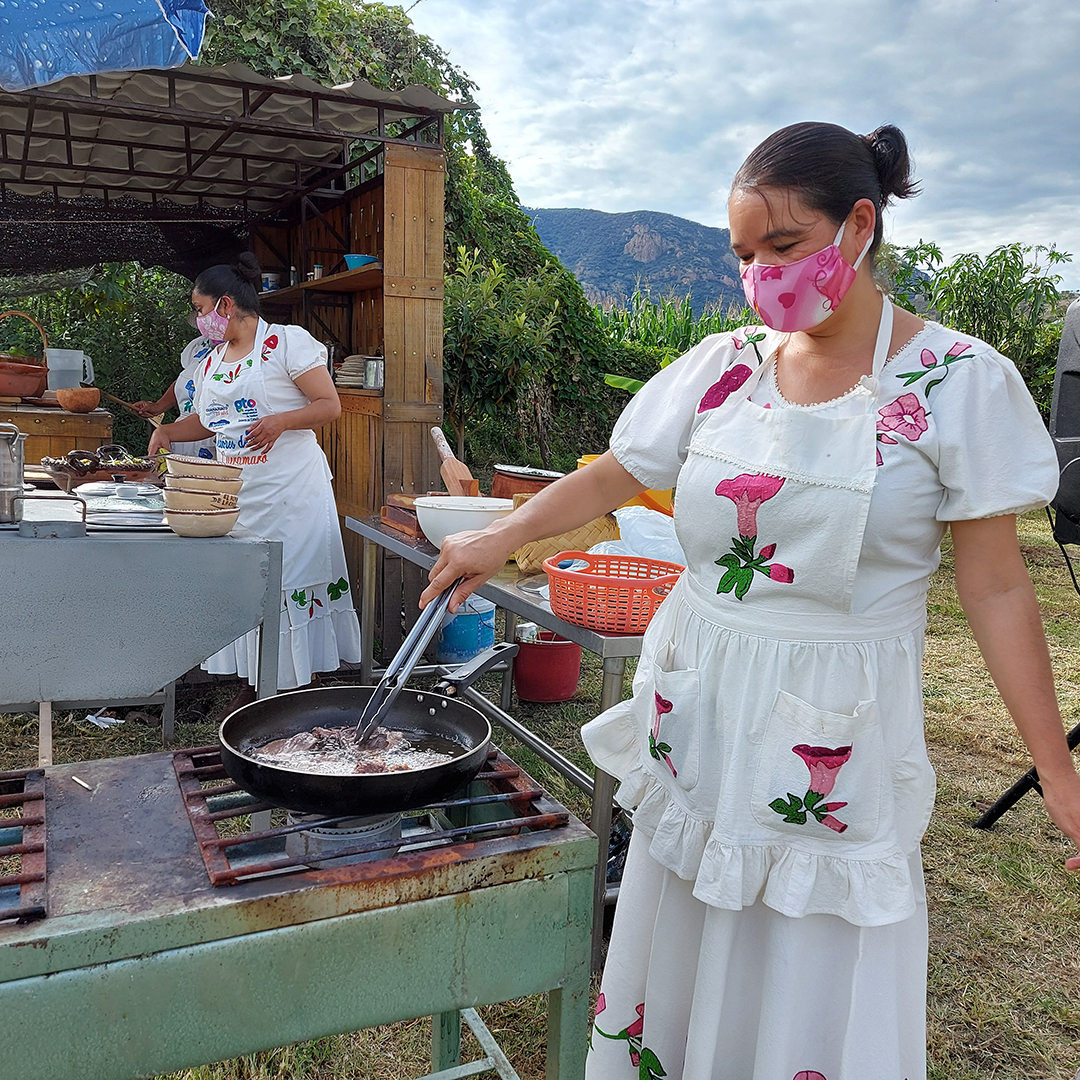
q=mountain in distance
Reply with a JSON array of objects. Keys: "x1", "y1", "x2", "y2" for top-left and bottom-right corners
[{"x1": 523, "y1": 206, "x2": 745, "y2": 313}]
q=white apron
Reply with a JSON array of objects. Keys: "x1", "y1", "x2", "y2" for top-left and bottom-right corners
[
  {"x1": 195, "y1": 321, "x2": 360, "y2": 689},
  {"x1": 584, "y1": 299, "x2": 933, "y2": 1080}
]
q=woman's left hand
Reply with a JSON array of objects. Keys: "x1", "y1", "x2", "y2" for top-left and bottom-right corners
[
  {"x1": 1039, "y1": 770, "x2": 1080, "y2": 871},
  {"x1": 243, "y1": 414, "x2": 288, "y2": 453}
]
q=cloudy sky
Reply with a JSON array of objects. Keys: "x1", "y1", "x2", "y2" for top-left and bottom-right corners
[{"x1": 409, "y1": 0, "x2": 1080, "y2": 287}]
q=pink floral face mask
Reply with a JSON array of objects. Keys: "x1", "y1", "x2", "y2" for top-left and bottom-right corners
[
  {"x1": 195, "y1": 299, "x2": 230, "y2": 343},
  {"x1": 739, "y1": 219, "x2": 873, "y2": 333}
]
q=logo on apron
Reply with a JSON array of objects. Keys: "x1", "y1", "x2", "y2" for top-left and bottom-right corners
[{"x1": 234, "y1": 396, "x2": 259, "y2": 422}]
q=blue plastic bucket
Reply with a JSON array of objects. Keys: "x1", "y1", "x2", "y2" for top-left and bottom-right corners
[{"x1": 434, "y1": 595, "x2": 496, "y2": 665}]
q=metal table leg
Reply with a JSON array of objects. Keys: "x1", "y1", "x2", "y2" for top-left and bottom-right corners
[
  {"x1": 255, "y1": 541, "x2": 282, "y2": 701},
  {"x1": 161, "y1": 680, "x2": 176, "y2": 746},
  {"x1": 500, "y1": 610, "x2": 518, "y2": 713},
  {"x1": 361, "y1": 536, "x2": 377, "y2": 684},
  {"x1": 431, "y1": 1010, "x2": 461, "y2": 1072}
]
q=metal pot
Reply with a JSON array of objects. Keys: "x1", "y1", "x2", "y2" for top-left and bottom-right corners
[
  {"x1": 0, "y1": 422, "x2": 26, "y2": 523},
  {"x1": 218, "y1": 642, "x2": 517, "y2": 816}
]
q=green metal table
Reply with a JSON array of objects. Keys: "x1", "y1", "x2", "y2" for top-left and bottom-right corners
[{"x1": 0, "y1": 748, "x2": 596, "y2": 1080}]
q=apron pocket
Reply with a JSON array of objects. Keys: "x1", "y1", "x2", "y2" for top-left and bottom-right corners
[
  {"x1": 750, "y1": 689, "x2": 885, "y2": 844},
  {"x1": 650, "y1": 666, "x2": 701, "y2": 791}
]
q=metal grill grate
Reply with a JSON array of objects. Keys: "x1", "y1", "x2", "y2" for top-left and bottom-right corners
[
  {"x1": 0, "y1": 767, "x2": 46, "y2": 923},
  {"x1": 173, "y1": 746, "x2": 571, "y2": 886}
]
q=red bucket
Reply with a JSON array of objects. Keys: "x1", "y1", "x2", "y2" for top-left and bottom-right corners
[{"x1": 513, "y1": 631, "x2": 582, "y2": 703}]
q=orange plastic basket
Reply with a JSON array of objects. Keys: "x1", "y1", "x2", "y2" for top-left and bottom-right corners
[{"x1": 542, "y1": 550, "x2": 684, "y2": 634}]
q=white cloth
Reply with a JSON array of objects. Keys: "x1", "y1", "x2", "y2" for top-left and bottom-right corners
[
  {"x1": 582, "y1": 317, "x2": 1058, "y2": 1079},
  {"x1": 196, "y1": 320, "x2": 360, "y2": 690},
  {"x1": 169, "y1": 335, "x2": 218, "y2": 459}
]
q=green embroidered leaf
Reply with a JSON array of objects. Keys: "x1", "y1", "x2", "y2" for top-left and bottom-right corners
[
  {"x1": 717, "y1": 569, "x2": 739, "y2": 594},
  {"x1": 716, "y1": 553, "x2": 741, "y2": 570},
  {"x1": 787, "y1": 793, "x2": 804, "y2": 810},
  {"x1": 638, "y1": 1047, "x2": 666, "y2": 1078},
  {"x1": 924, "y1": 375, "x2": 947, "y2": 394},
  {"x1": 804, "y1": 790, "x2": 823, "y2": 809},
  {"x1": 809, "y1": 805, "x2": 826, "y2": 823},
  {"x1": 770, "y1": 796, "x2": 794, "y2": 816},
  {"x1": 784, "y1": 810, "x2": 808, "y2": 824},
  {"x1": 897, "y1": 370, "x2": 926, "y2": 386},
  {"x1": 733, "y1": 567, "x2": 754, "y2": 599},
  {"x1": 655, "y1": 742, "x2": 672, "y2": 755}
]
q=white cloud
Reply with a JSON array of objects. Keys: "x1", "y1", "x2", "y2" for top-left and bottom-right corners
[{"x1": 411, "y1": 0, "x2": 1080, "y2": 286}]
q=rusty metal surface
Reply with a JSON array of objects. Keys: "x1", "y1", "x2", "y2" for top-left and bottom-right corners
[
  {"x1": 174, "y1": 746, "x2": 571, "y2": 885},
  {"x1": 0, "y1": 750, "x2": 596, "y2": 984},
  {"x1": 0, "y1": 767, "x2": 45, "y2": 923}
]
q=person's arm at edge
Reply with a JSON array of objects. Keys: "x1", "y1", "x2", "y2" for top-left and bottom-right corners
[
  {"x1": 148, "y1": 413, "x2": 213, "y2": 455},
  {"x1": 420, "y1": 450, "x2": 646, "y2": 611},
  {"x1": 951, "y1": 514, "x2": 1080, "y2": 869}
]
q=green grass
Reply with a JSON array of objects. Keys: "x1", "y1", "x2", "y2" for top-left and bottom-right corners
[{"x1": 2, "y1": 510, "x2": 1079, "y2": 1078}]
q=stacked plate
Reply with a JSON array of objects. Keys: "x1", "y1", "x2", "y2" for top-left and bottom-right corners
[
  {"x1": 334, "y1": 354, "x2": 382, "y2": 389},
  {"x1": 74, "y1": 480, "x2": 167, "y2": 528}
]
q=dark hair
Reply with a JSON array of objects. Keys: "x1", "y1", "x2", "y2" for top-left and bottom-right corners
[
  {"x1": 193, "y1": 252, "x2": 262, "y2": 317},
  {"x1": 731, "y1": 122, "x2": 919, "y2": 257}
]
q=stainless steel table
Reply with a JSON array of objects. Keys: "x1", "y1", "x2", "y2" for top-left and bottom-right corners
[
  {"x1": 346, "y1": 514, "x2": 643, "y2": 968},
  {"x1": 1, "y1": 514, "x2": 282, "y2": 760}
]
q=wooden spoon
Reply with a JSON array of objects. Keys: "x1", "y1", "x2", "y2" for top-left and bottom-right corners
[
  {"x1": 84, "y1": 383, "x2": 164, "y2": 427},
  {"x1": 430, "y1": 427, "x2": 479, "y2": 496}
]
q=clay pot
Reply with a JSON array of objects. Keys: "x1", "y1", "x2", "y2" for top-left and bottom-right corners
[{"x1": 55, "y1": 387, "x2": 100, "y2": 413}]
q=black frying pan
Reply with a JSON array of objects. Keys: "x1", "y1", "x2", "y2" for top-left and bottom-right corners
[{"x1": 218, "y1": 643, "x2": 516, "y2": 816}]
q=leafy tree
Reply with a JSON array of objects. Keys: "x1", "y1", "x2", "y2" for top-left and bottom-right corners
[{"x1": 894, "y1": 242, "x2": 1071, "y2": 416}]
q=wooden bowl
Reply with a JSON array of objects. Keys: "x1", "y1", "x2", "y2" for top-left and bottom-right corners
[
  {"x1": 164, "y1": 507, "x2": 240, "y2": 537},
  {"x1": 165, "y1": 454, "x2": 243, "y2": 480},
  {"x1": 163, "y1": 486, "x2": 238, "y2": 511},
  {"x1": 163, "y1": 473, "x2": 243, "y2": 495},
  {"x1": 55, "y1": 387, "x2": 100, "y2": 413}
]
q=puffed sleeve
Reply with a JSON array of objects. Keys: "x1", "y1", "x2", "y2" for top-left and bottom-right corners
[
  {"x1": 277, "y1": 324, "x2": 328, "y2": 380},
  {"x1": 610, "y1": 332, "x2": 759, "y2": 491},
  {"x1": 933, "y1": 344, "x2": 1058, "y2": 521}
]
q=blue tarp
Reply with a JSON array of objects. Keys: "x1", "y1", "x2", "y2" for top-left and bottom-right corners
[{"x1": 0, "y1": 0, "x2": 210, "y2": 91}]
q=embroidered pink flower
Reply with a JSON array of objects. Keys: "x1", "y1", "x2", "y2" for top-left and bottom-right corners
[
  {"x1": 262, "y1": 334, "x2": 279, "y2": 351},
  {"x1": 792, "y1": 744, "x2": 852, "y2": 796},
  {"x1": 768, "y1": 563, "x2": 794, "y2": 583},
  {"x1": 945, "y1": 341, "x2": 970, "y2": 359},
  {"x1": 650, "y1": 694, "x2": 677, "y2": 777},
  {"x1": 920, "y1": 348, "x2": 937, "y2": 368},
  {"x1": 877, "y1": 393, "x2": 927, "y2": 443},
  {"x1": 793, "y1": 1072, "x2": 829, "y2": 1080},
  {"x1": 715, "y1": 473, "x2": 785, "y2": 538},
  {"x1": 627, "y1": 1003, "x2": 645, "y2": 1038},
  {"x1": 698, "y1": 363, "x2": 753, "y2": 412},
  {"x1": 759, "y1": 543, "x2": 776, "y2": 560},
  {"x1": 595, "y1": 993, "x2": 606, "y2": 1017}
]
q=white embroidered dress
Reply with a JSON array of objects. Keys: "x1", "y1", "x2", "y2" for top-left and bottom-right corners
[
  {"x1": 195, "y1": 321, "x2": 361, "y2": 690},
  {"x1": 582, "y1": 318, "x2": 1058, "y2": 1080},
  {"x1": 169, "y1": 335, "x2": 217, "y2": 459}
]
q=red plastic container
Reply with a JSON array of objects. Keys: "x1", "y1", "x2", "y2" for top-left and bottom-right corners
[{"x1": 513, "y1": 631, "x2": 582, "y2": 703}]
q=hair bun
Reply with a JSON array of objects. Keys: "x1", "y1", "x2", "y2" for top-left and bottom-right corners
[
  {"x1": 862, "y1": 125, "x2": 919, "y2": 205},
  {"x1": 235, "y1": 251, "x2": 262, "y2": 286}
]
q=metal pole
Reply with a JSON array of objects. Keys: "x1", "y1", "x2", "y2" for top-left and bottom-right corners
[{"x1": 974, "y1": 720, "x2": 1080, "y2": 828}]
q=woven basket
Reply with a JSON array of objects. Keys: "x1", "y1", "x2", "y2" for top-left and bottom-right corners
[{"x1": 512, "y1": 491, "x2": 620, "y2": 573}]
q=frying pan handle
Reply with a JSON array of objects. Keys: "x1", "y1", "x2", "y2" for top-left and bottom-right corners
[{"x1": 437, "y1": 641, "x2": 519, "y2": 695}]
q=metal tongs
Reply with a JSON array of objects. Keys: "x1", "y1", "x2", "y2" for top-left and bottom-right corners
[{"x1": 354, "y1": 577, "x2": 464, "y2": 744}]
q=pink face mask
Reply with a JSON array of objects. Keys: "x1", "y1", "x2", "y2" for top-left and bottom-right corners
[
  {"x1": 195, "y1": 300, "x2": 230, "y2": 344},
  {"x1": 739, "y1": 219, "x2": 873, "y2": 333}
]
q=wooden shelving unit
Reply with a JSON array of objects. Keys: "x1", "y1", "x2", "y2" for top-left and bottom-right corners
[{"x1": 258, "y1": 264, "x2": 383, "y2": 307}]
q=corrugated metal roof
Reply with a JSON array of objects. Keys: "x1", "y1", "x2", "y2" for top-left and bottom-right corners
[{"x1": 0, "y1": 61, "x2": 471, "y2": 274}]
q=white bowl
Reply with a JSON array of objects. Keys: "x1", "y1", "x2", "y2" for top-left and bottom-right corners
[
  {"x1": 163, "y1": 473, "x2": 243, "y2": 495},
  {"x1": 164, "y1": 507, "x2": 241, "y2": 537},
  {"x1": 413, "y1": 496, "x2": 514, "y2": 548},
  {"x1": 163, "y1": 486, "x2": 239, "y2": 511},
  {"x1": 165, "y1": 454, "x2": 243, "y2": 480}
]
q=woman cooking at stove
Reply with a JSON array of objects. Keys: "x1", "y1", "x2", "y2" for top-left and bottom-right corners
[
  {"x1": 420, "y1": 122, "x2": 1080, "y2": 1079},
  {"x1": 149, "y1": 253, "x2": 360, "y2": 708}
]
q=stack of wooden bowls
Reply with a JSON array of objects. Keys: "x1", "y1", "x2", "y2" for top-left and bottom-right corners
[{"x1": 163, "y1": 455, "x2": 243, "y2": 536}]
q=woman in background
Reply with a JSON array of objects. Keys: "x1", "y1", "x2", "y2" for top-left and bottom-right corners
[
  {"x1": 134, "y1": 332, "x2": 218, "y2": 459},
  {"x1": 149, "y1": 252, "x2": 360, "y2": 709}
]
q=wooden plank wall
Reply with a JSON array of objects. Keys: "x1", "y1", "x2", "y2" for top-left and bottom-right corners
[{"x1": 379, "y1": 143, "x2": 445, "y2": 654}]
